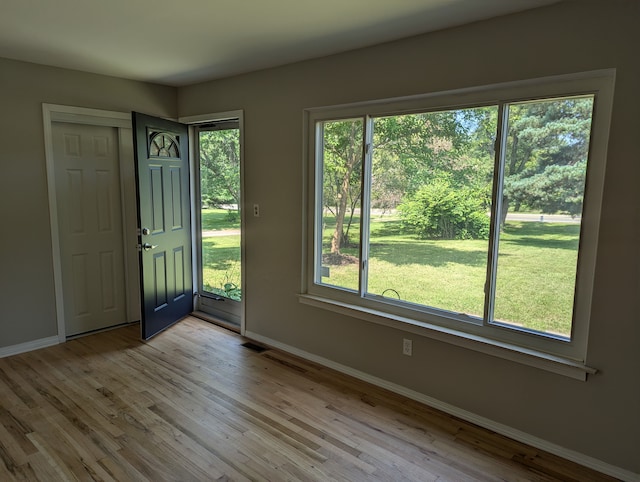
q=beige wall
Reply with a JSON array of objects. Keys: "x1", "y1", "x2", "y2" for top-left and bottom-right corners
[
  {"x1": 179, "y1": 1, "x2": 639, "y2": 474},
  {"x1": 0, "y1": 58, "x2": 177, "y2": 347},
  {"x1": 0, "y1": 0, "x2": 637, "y2": 476}
]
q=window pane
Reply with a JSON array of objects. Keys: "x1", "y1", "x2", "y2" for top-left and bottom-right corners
[
  {"x1": 317, "y1": 119, "x2": 363, "y2": 291},
  {"x1": 493, "y1": 96, "x2": 594, "y2": 338},
  {"x1": 199, "y1": 128, "x2": 242, "y2": 301},
  {"x1": 367, "y1": 107, "x2": 497, "y2": 317}
]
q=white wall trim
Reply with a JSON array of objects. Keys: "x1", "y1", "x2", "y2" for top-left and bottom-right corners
[
  {"x1": 299, "y1": 295, "x2": 596, "y2": 381},
  {"x1": 42, "y1": 104, "x2": 134, "y2": 342},
  {"x1": 0, "y1": 336, "x2": 59, "y2": 359},
  {"x1": 245, "y1": 330, "x2": 639, "y2": 482},
  {"x1": 179, "y1": 110, "x2": 241, "y2": 124}
]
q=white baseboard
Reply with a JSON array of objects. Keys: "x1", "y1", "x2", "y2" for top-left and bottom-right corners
[
  {"x1": 0, "y1": 336, "x2": 60, "y2": 358},
  {"x1": 245, "y1": 330, "x2": 639, "y2": 482}
]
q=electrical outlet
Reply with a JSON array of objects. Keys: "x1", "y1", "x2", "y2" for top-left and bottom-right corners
[
  {"x1": 402, "y1": 338, "x2": 412, "y2": 356},
  {"x1": 253, "y1": 204, "x2": 260, "y2": 217}
]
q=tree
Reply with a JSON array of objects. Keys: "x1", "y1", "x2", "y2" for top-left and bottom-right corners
[
  {"x1": 372, "y1": 111, "x2": 474, "y2": 197},
  {"x1": 322, "y1": 108, "x2": 496, "y2": 254},
  {"x1": 506, "y1": 160, "x2": 587, "y2": 216},
  {"x1": 199, "y1": 129, "x2": 240, "y2": 209},
  {"x1": 372, "y1": 108, "x2": 496, "y2": 208},
  {"x1": 322, "y1": 120, "x2": 363, "y2": 255},
  {"x1": 501, "y1": 97, "x2": 594, "y2": 220}
]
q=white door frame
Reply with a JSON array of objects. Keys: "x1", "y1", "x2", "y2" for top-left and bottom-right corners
[
  {"x1": 179, "y1": 110, "x2": 246, "y2": 335},
  {"x1": 43, "y1": 104, "x2": 140, "y2": 342}
]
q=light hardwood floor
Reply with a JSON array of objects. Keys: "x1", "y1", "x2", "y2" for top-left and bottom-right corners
[{"x1": 0, "y1": 316, "x2": 615, "y2": 481}]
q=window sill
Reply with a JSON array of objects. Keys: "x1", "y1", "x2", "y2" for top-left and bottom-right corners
[{"x1": 298, "y1": 294, "x2": 597, "y2": 381}]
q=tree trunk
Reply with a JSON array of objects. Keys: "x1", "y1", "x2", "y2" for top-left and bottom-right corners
[
  {"x1": 331, "y1": 182, "x2": 349, "y2": 253},
  {"x1": 330, "y1": 123, "x2": 361, "y2": 254},
  {"x1": 500, "y1": 196, "x2": 510, "y2": 228}
]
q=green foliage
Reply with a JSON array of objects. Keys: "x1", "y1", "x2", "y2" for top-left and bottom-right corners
[
  {"x1": 225, "y1": 209, "x2": 239, "y2": 223},
  {"x1": 321, "y1": 96, "x2": 593, "y2": 246},
  {"x1": 505, "y1": 97, "x2": 593, "y2": 176},
  {"x1": 502, "y1": 97, "x2": 593, "y2": 215},
  {"x1": 322, "y1": 108, "x2": 497, "y2": 252},
  {"x1": 322, "y1": 120, "x2": 363, "y2": 213},
  {"x1": 199, "y1": 129, "x2": 240, "y2": 207},
  {"x1": 505, "y1": 160, "x2": 587, "y2": 216},
  {"x1": 208, "y1": 282, "x2": 241, "y2": 302},
  {"x1": 371, "y1": 108, "x2": 496, "y2": 209},
  {"x1": 398, "y1": 177, "x2": 490, "y2": 240},
  {"x1": 321, "y1": 119, "x2": 364, "y2": 253}
]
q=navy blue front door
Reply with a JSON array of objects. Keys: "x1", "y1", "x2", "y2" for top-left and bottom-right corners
[{"x1": 133, "y1": 112, "x2": 192, "y2": 339}]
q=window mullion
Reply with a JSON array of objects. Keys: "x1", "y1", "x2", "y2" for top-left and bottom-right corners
[
  {"x1": 359, "y1": 116, "x2": 374, "y2": 297},
  {"x1": 484, "y1": 102, "x2": 509, "y2": 325}
]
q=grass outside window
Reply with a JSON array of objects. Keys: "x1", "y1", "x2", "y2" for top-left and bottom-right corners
[
  {"x1": 201, "y1": 208, "x2": 241, "y2": 300},
  {"x1": 320, "y1": 215, "x2": 578, "y2": 338}
]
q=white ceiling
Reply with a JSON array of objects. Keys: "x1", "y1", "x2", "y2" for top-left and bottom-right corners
[{"x1": 0, "y1": 0, "x2": 560, "y2": 87}]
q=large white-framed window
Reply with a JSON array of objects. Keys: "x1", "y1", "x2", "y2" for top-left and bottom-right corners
[{"x1": 301, "y1": 70, "x2": 614, "y2": 376}]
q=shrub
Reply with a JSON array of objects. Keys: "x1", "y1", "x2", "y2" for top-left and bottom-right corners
[
  {"x1": 399, "y1": 178, "x2": 490, "y2": 240},
  {"x1": 226, "y1": 209, "x2": 239, "y2": 223}
]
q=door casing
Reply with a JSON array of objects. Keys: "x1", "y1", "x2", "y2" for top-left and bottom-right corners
[
  {"x1": 180, "y1": 110, "x2": 246, "y2": 335},
  {"x1": 44, "y1": 104, "x2": 140, "y2": 341},
  {"x1": 52, "y1": 122, "x2": 127, "y2": 336},
  {"x1": 44, "y1": 105, "x2": 245, "y2": 341}
]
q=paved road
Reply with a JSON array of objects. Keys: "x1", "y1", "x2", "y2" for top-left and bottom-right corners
[
  {"x1": 505, "y1": 213, "x2": 581, "y2": 223},
  {"x1": 202, "y1": 229, "x2": 241, "y2": 237},
  {"x1": 369, "y1": 208, "x2": 580, "y2": 224}
]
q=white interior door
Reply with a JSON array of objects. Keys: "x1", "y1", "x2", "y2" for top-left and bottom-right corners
[{"x1": 52, "y1": 122, "x2": 128, "y2": 336}]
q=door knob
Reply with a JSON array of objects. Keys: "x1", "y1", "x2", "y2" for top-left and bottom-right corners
[
  {"x1": 142, "y1": 227, "x2": 151, "y2": 235},
  {"x1": 142, "y1": 243, "x2": 158, "y2": 251}
]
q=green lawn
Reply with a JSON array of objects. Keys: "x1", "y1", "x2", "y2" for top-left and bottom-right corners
[
  {"x1": 202, "y1": 208, "x2": 580, "y2": 338},
  {"x1": 201, "y1": 209, "x2": 241, "y2": 300},
  {"x1": 321, "y1": 216, "x2": 579, "y2": 338},
  {"x1": 201, "y1": 208, "x2": 240, "y2": 231}
]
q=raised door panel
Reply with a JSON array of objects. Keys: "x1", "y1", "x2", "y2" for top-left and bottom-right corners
[
  {"x1": 150, "y1": 166, "x2": 166, "y2": 234},
  {"x1": 170, "y1": 167, "x2": 184, "y2": 230}
]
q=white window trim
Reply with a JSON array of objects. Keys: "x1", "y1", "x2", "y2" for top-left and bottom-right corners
[
  {"x1": 298, "y1": 294, "x2": 596, "y2": 380},
  {"x1": 300, "y1": 70, "x2": 615, "y2": 379}
]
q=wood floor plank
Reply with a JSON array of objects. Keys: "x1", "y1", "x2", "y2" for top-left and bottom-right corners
[
  {"x1": 0, "y1": 317, "x2": 617, "y2": 481},
  {"x1": 26, "y1": 431, "x2": 87, "y2": 481}
]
